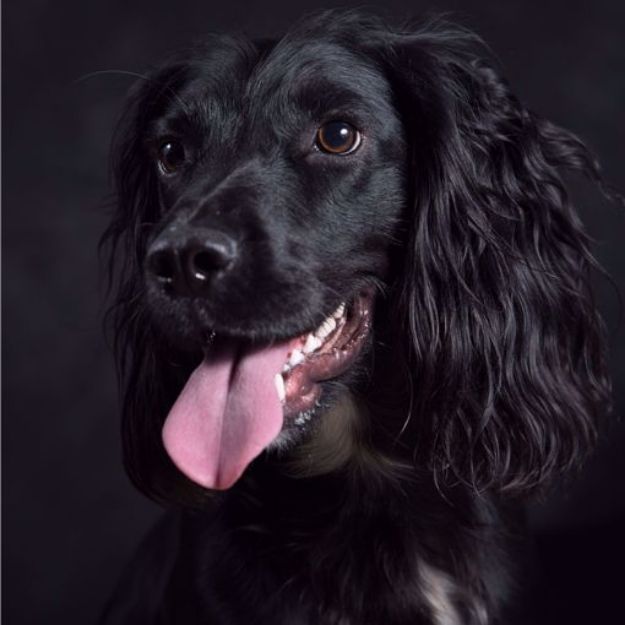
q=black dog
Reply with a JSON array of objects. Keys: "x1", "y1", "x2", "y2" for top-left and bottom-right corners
[{"x1": 101, "y1": 11, "x2": 613, "y2": 624}]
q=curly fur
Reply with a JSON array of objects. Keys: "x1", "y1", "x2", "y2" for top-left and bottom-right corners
[{"x1": 101, "y1": 11, "x2": 614, "y2": 625}]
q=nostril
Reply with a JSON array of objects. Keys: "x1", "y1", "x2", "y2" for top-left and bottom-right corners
[
  {"x1": 149, "y1": 250, "x2": 177, "y2": 283},
  {"x1": 191, "y1": 251, "x2": 216, "y2": 280},
  {"x1": 188, "y1": 244, "x2": 234, "y2": 281}
]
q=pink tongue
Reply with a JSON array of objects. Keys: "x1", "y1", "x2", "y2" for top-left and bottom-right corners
[{"x1": 162, "y1": 341, "x2": 291, "y2": 490}]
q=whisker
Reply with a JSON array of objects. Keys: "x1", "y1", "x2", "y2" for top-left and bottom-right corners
[
  {"x1": 73, "y1": 68, "x2": 156, "y2": 85},
  {"x1": 73, "y1": 69, "x2": 191, "y2": 117}
]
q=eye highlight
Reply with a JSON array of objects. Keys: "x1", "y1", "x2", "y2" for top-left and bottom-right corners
[
  {"x1": 315, "y1": 121, "x2": 361, "y2": 155},
  {"x1": 157, "y1": 139, "x2": 186, "y2": 175}
]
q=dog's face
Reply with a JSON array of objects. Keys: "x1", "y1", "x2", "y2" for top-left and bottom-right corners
[
  {"x1": 108, "y1": 12, "x2": 609, "y2": 500},
  {"x1": 131, "y1": 31, "x2": 408, "y2": 488},
  {"x1": 146, "y1": 38, "x2": 405, "y2": 340}
]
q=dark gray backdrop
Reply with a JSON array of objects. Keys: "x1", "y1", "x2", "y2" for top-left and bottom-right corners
[{"x1": 3, "y1": 1, "x2": 624, "y2": 624}]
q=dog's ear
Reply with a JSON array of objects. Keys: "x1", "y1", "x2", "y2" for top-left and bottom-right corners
[
  {"x1": 376, "y1": 26, "x2": 613, "y2": 495},
  {"x1": 103, "y1": 65, "x2": 204, "y2": 504}
]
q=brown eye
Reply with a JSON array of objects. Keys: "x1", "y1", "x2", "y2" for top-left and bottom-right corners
[
  {"x1": 158, "y1": 140, "x2": 186, "y2": 174},
  {"x1": 315, "y1": 121, "x2": 361, "y2": 155}
]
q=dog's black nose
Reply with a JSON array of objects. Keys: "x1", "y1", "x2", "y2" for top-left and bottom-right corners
[{"x1": 146, "y1": 228, "x2": 237, "y2": 295}]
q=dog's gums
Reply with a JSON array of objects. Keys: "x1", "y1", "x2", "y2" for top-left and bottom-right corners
[{"x1": 278, "y1": 291, "x2": 373, "y2": 419}]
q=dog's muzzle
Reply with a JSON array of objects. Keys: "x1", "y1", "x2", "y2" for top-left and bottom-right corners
[{"x1": 143, "y1": 221, "x2": 374, "y2": 492}]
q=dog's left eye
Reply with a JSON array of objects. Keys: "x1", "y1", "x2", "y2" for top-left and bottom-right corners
[
  {"x1": 157, "y1": 140, "x2": 186, "y2": 175},
  {"x1": 315, "y1": 121, "x2": 361, "y2": 155}
]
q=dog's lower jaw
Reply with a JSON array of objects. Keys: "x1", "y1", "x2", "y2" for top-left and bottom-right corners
[
  {"x1": 271, "y1": 391, "x2": 366, "y2": 475},
  {"x1": 275, "y1": 390, "x2": 411, "y2": 481}
]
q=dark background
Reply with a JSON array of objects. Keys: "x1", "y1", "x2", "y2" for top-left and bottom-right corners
[{"x1": 3, "y1": 1, "x2": 624, "y2": 623}]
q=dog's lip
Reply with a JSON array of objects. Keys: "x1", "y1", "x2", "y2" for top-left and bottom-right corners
[
  {"x1": 199, "y1": 289, "x2": 373, "y2": 350},
  {"x1": 279, "y1": 289, "x2": 374, "y2": 418}
]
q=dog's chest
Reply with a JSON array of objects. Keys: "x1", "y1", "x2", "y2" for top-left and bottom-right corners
[{"x1": 183, "y1": 498, "x2": 487, "y2": 625}]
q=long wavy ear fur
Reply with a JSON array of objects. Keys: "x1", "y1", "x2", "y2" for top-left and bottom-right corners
[
  {"x1": 380, "y1": 24, "x2": 613, "y2": 494},
  {"x1": 102, "y1": 67, "x2": 202, "y2": 503}
]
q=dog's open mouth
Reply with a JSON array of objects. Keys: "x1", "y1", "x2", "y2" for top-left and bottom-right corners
[{"x1": 161, "y1": 290, "x2": 374, "y2": 490}]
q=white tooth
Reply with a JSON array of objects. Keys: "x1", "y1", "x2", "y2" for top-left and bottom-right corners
[
  {"x1": 316, "y1": 317, "x2": 336, "y2": 339},
  {"x1": 333, "y1": 303, "x2": 346, "y2": 319},
  {"x1": 315, "y1": 326, "x2": 328, "y2": 340},
  {"x1": 303, "y1": 333, "x2": 322, "y2": 354},
  {"x1": 274, "y1": 374, "x2": 285, "y2": 402},
  {"x1": 288, "y1": 349, "x2": 305, "y2": 367}
]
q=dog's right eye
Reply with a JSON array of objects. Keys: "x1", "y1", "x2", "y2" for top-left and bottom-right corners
[
  {"x1": 157, "y1": 140, "x2": 186, "y2": 175},
  {"x1": 315, "y1": 121, "x2": 361, "y2": 155}
]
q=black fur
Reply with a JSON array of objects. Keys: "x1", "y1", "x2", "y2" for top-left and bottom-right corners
[{"x1": 101, "y1": 11, "x2": 613, "y2": 625}]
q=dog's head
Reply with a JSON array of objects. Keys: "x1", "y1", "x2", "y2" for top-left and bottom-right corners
[{"x1": 105, "y1": 12, "x2": 610, "y2": 501}]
